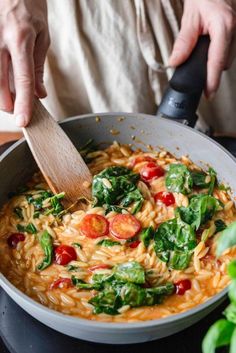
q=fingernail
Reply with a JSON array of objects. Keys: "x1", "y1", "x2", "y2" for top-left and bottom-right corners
[{"x1": 15, "y1": 114, "x2": 25, "y2": 127}]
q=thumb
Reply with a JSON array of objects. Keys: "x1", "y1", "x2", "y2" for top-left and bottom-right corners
[{"x1": 169, "y1": 25, "x2": 200, "y2": 67}]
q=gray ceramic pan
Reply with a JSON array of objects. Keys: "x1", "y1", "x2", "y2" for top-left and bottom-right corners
[{"x1": 0, "y1": 112, "x2": 235, "y2": 344}]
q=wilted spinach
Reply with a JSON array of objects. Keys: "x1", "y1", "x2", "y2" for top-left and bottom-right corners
[
  {"x1": 217, "y1": 221, "x2": 236, "y2": 257},
  {"x1": 37, "y1": 230, "x2": 53, "y2": 271},
  {"x1": 154, "y1": 214, "x2": 196, "y2": 270},
  {"x1": 97, "y1": 239, "x2": 121, "y2": 247},
  {"x1": 92, "y1": 166, "x2": 144, "y2": 214},
  {"x1": 13, "y1": 207, "x2": 23, "y2": 220},
  {"x1": 72, "y1": 261, "x2": 174, "y2": 315},
  {"x1": 17, "y1": 223, "x2": 37, "y2": 234},
  {"x1": 215, "y1": 219, "x2": 227, "y2": 233},
  {"x1": 26, "y1": 190, "x2": 64, "y2": 217},
  {"x1": 165, "y1": 163, "x2": 193, "y2": 194},
  {"x1": 191, "y1": 167, "x2": 216, "y2": 195},
  {"x1": 140, "y1": 226, "x2": 154, "y2": 248},
  {"x1": 178, "y1": 194, "x2": 220, "y2": 231}
]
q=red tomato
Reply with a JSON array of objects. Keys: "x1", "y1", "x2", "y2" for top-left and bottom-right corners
[
  {"x1": 88, "y1": 264, "x2": 111, "y2": 272},
  {"x1": 50, "y1": 278, "x2": 72, "y2": 290},
  {"x1": 131, "y1": 156, "x2": 155, "y2": 167},
  {"x1": 175, "y1": 279, "x2": 191, "y2": 295},
  {"x1": 110, "y1": 214, "x2": 141, "y2": 239},
  {"x1": 55, "y1": 245, "x2": 77, "y2": 265},
  {"x1": 80, "y1": 214, "x2": 109, "y2": 238},
  {"x1": 154, "y1": 191, "x2": 175, "y2": 206},
  {"x1": 140, "y1": 162, "x2": 165, "y2": 182},
  {"x1": 7, "y1": 233, "x2": 25, "y2": 248},
  {"x1": 129, "y1": 240, "x2": 141, "y2": 248}
]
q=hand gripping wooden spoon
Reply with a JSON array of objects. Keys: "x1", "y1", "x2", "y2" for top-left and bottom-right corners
[{"x1": 22, "y1": 99, "x2": 93, "y2": 208}]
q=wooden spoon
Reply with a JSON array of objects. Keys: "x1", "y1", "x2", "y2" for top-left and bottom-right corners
[{"x1": 22, "y1": 99, "x2": 93, "y2": 208}]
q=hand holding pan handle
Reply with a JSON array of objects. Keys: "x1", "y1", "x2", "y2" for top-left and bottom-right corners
[{"x1": 158, "y1": 35, "x2": 210, "y2": 128}]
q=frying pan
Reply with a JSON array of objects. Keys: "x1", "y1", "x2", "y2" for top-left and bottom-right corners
[{"x1": 0, "y1": 37, "x2": 235, "y2": 344}]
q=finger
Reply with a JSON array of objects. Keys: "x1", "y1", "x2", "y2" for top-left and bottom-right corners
[
  {"x1": 206, "y1": 25, "x2": 232, "y2": 98},
  {"x1": 169, "y1": 18, "x2": 200, "y2": 67},
  {"x1": 34, "y1": 30, "x2": 50, "y2": 98},
  {"x1": 10, "y1": 40, "x2": 35, "y2": 127},
  {"x1": 0, "y1": 49, "x2": 13, "y2": 112}
]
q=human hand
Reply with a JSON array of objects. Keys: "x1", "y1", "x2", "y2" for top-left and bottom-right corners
[
  {"x1": 169, "y1": 0, "x2": 236, "y2": 99},
  {"x1": 0, "y1": 0, "x2": 49, "y2": 127}
]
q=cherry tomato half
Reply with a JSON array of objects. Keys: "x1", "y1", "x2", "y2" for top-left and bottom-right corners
[
  {"x1": 110, "y1": 214, "x2": 141, "y2": 239},
  {"x1": 80, "y1": 214, "x2": 109, "y2": 238},
  {"x1": 50, "y1": 278, "x2": 72, "y2": 290},
  {"x1": 140, "y1": 162, "x2": 165, "y2": 182},
  {"x1": 55, "y1": 245, "x2": 77, "y2": 265},
  {"x1": 154, "y1": 191, "x2": 175, "y2": 206},
  {"x1": 175, "y1": 279, "x2": 191, "y2": 295},
  {"x1": 7, "y1": 233, "x2": 25, "y2": 248},
  {"x1": 88, "y1": 264, "x2": 111, "y2": 272}
]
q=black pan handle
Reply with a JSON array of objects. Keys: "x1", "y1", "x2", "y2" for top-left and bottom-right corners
[{"x1": 158, "y1": 35, "x2": 210, "y2": 127}]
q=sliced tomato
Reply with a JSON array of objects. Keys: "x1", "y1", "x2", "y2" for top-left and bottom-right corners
[
  {"x1": 129, "y1": 240, "x2": 141, "y2": 248},
  {"x1": 88, "y1": 264, "x2": 111, "y2": 272},
  {"x1": 131, "y1": 156, "x2": 156, "y2": 167},
  {"x1": 175, "y1": 279, "x2": 191, "y2": 295},
  {"x1": 80, "y1": 214, "x2": 109, "y2": 238},
  {"x1": 50, "y1": 278, "x2": 72, "y2": 290},
  {"x1": 140, "y1": 162, "x2": 165, "y2": 182},
  {"x1": 55, "y1": 245, "x2": 77, "y2": 265},
  {"x1": 110, "y1": 214, "x2": 141, "y2": 239},
  {"x1": 154, "y1": 191, "x2": 175, "y2": 206},
  {"x1": 7, "y1": 233, "x2": 25, "y2": 248}
]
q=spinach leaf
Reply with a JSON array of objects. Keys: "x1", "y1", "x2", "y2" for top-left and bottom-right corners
[
  {"x1": 178, "y1": 194, "x2": 219, "y2": 230},
  {"x1": 92, "y1": 166, "x2": 143, "y2": 214},
  {"x1": 217, "y1": 221, "x2": 236, "y2": 256},
  {"x1": 17, "y1": 223, "x2": 37, "y2": 234},
  {"x1": 202, "y1": 319, "x2": 235, "y2": 353},
  {"x1": 140, "y1": 227, "x2": 154, "y2": 247},
  {"x1": 191, "y1": 168, "x2": 216, "y2": 195},
  {"x1": 215, "y1": 219, "x2": 227, "y2": 233},
  {"x1": 71, "y1": 276, "x2": 100, "y2": 290},
  {"x1": 88, "y1": 280, "x2": 174, "y2": 315},
  {"x1": 26, "y1": 190, "x2": 64, "y2": 216},
  {"x1": 37, "y1": 230, "x2": 53, "y2": 271},
  {"x1": 104, "y1": 205, "x2": 125, "y2": 214},
  {"x1": 165, "y1": 164, "x2": 193, "y2": 194},
  {"x1": 13, "y1": 207, "x2": 23, "y2": 220},
  {"x1": 114, "y1": 261, "x2": 145, "y2": 284},
  {"x1": 67, "y1": 265, "x2": 81, "y2": 272},
  {"x1": 97, "y1": 239, "x2": 121, "y2": 247},
  {"x1": 154, "y1": 215, "x2": 196, "y2": 270},
  {"x1": 218, "y1": 183, "x2": 231, "y2": 192}
]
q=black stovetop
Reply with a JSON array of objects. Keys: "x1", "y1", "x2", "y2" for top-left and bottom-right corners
[{"x1": 0, "y1": 136, "x2": 235, "y2": 353}]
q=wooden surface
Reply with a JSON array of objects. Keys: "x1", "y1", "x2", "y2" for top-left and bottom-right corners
[{"x1": 22, "y1": 99, "x2": 92, "y2": 207}]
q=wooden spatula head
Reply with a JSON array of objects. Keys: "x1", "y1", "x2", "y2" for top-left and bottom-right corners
[{"x1": 22, "y1": 99, "x2": 92, "y2": 207}]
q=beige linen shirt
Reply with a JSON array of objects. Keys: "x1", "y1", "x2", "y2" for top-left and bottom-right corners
[{"x1": 1, "y1": 0, "x2": 236, "y2": 132}]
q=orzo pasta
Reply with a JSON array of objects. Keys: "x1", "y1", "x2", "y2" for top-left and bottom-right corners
[{"x1": 0, "y1": 141, "x2": 235, "y2": 322}]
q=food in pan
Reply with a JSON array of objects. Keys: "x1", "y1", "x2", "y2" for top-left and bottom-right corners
[{"x1": 0, "y1": 141, "x2": 235, "y2": 322}]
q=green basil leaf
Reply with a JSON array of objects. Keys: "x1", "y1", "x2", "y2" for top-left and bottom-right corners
[
  {"x1": 37, "y1": 230, "x2": 53, "y2": 271},
  {"x1": 114, "y1": 261, "x2": 145, "y2": 284},
  {"x1": 217, "y1": 221, "x2": 236, "y2": 256},
  {"x1": 165, "y1": 164, "x2": 193, "y2": 194},
  {"x1": 202, "y1": 319, "x2": 235, "y2": 353},
  {"x1": 224, "y1": 303, "x2": 236, "y2": 324}
]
